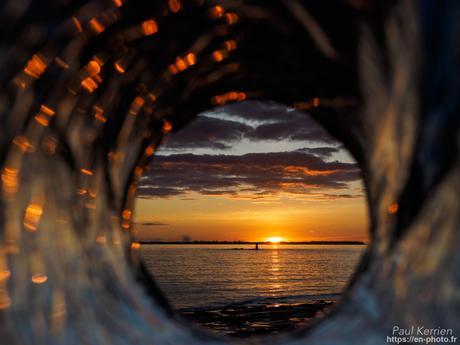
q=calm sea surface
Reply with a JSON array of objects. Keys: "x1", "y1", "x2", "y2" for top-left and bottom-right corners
[{"x1": 141, "y1": 244, "x2": 365, "y2": 310}]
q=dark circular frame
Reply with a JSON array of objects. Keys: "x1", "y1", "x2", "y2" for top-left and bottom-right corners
[{"x1": 1, "y1": 1, "x2": 459, "y2": 344}]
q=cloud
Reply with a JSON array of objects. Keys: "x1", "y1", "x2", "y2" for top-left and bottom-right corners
[
  {"x1": 140, "y1": 102, "x2": 359, "y2": 201},
  {"x1": 161, "y1": 101, "x2": 336, "y2": 151},
  {"x1": 296, "y1": 146, "x2": 340, "y2": 158},
  {"x1": 135, "y1": 221, "x2": 169, "y2": 226},
  {"x1": 162, "y1": 115, "x2": 252, "y2": 150},
  {"x1": 137, "y1": 151, "x2": 361, "y2": 199},
  {"x1": 218, "y1": 101, "x2": 336, "y2": 143},
  {"x1": 215, "y1": 100, "x2": 303, "y2": 122},
  {"x1": 244, "y1": 115, "x2": 335, "y2": 143},
  {"x1": 298, "y1": 193, "x2": 364, "y2": 201},
  {"x1": 136, "y1": 186, "x2": 185, "y2": 198}
]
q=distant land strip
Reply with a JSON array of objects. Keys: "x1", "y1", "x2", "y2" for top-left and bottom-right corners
[{"x1": 139, "y1": 240, "x2": 365, "y2": 245}]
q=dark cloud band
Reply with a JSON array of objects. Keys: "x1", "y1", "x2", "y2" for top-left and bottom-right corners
[
  {"x1": 138, "y1": 151, "x2": 361, "y2": 199},
  {"x1": 161, "y1": 102, "x2": 336, "y2": 151}
]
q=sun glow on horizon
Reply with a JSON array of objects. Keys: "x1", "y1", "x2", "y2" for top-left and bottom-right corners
[{"x1": 265, "y1": 236, "x2": 284, "y2": 243}]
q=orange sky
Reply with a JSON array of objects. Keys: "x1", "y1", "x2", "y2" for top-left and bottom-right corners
[
  {"x1": 133, "y1": 189, "x2": 368, "y2": 242},
  {"x1": 133, "y1": 102, "x2": 369, "y2": 243}
]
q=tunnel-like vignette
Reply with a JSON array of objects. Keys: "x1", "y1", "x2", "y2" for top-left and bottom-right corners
[{"x1": 1, "y1": 1, "x2": 459, "y2": 345}]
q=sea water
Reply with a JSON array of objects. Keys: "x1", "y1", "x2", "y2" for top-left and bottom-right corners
[{"x1": 141, "y1": 244, "x2": 365, "y2": 311}]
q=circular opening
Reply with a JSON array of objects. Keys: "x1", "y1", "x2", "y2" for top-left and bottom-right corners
[{"x1": 133, "y1": 101, "x2": 368, "y2": 339}]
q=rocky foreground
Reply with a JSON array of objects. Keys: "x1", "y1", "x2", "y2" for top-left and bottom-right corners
[{"x1": 180, "y1": 300, "x2": 334, "y2": 337}]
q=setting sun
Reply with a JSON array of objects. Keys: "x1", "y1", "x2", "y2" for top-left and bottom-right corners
[{"x1": 265, "y1": 236, "x2": 284, "y2": 243}]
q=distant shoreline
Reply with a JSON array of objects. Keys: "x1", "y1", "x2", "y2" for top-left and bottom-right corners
[{"x1": 139, "y1": 240, "x2": 366, "y2": 245}]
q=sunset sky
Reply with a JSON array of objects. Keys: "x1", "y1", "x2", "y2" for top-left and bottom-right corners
[{"x1": 133, "y1": 101, "x2": 368, "y2": 242}]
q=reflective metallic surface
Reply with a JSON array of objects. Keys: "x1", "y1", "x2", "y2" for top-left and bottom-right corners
[{"x1": 0, "y1": 0, "x2": 459, "y2": 344}]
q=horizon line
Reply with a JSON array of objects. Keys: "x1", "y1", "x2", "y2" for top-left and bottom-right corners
[{"x1": 138, "y1": 240, "x2": 366, "y2": 245}]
